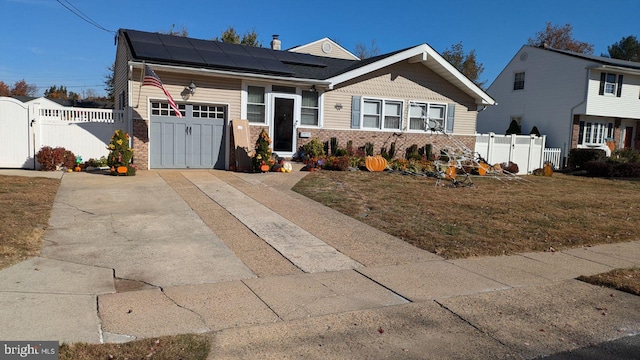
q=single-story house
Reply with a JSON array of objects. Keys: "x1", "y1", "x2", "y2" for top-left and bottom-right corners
[
  {"x1": 477, "y1": 44, "x2": 640, "y2": 161},
  {"x1": 113, "y1": 29, "x2": 496, "y2": 170}
]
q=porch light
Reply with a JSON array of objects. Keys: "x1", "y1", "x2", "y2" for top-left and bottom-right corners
[
  {"x1": 187, "y1": 81, "x2": 196, "y2": 95},
  {"x1": 335, "y1": 103, "x2": 343, "y2": 111}
]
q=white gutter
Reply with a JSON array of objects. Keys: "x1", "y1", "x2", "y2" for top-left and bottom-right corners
[
  {"x1": 128, "y1": 61, "x2": 332, "y2": 88},
  {"x1": 589, "y1": 64, "x2": 640, "y2": 76}
]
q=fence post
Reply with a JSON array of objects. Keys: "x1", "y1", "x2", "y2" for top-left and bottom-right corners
[
  {"x1": 509, "y1": 133, "x2": 516, "y2": 164},
  {"x1": 540, "y1": 135, "x2": 547, "y2": 169},
  {"x1": 527, "y1": 134, "x2": 537, "y2": 174},
  {"x1": 487, "y1": 132, "x2": 495, "y2": 165}
]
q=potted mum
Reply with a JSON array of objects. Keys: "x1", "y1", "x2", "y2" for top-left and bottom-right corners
[{"x1": 107, "y1": 129, "x2": 137, "y2": 176}]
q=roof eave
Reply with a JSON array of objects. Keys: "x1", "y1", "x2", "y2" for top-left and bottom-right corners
[
  {"x1": 128, "y1": 61, "x2": 332, "y2": 87},
  {"x1": 589, "y1": 64, "x2": 640, "y2": 76},
  {"x1": 326, "y1": 44, "x2": 496, "y2": 105}
]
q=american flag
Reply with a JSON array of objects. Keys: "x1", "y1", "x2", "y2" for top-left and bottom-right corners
[{"x1": 142, "y1": 65, "x2": 183, "y2": 118}]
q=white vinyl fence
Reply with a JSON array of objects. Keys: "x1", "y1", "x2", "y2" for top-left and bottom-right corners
[
  {"x1": 543, "y1": 148, "x2": 562, "y2": 169},
  {"x1": 475, "y1": 133, "x2": 549, "y2": 175},
  {"x1": 0, "y1": 97, "x2": 125, "y2": 169}
]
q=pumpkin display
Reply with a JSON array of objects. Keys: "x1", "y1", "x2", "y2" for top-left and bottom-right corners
[
  {"x1": 444, "y1": 165, "x2": 457, "y2": 179},
  {"x1": 260, "y1": 164, "x2": 270, "y2": 172},
  {"x1": 543, "y1": 162, "x2": 553, "y2": 177},
  {"x1": 477, "y1": 162, "x2": 489, "y2": 176},
  {"x1": 282, "y1": 162, "x2": 293, "y2": 173},
  {"x1": 117, "y1": 166, "x2": 128, "y2": 174},
  {"x1": 365, "y1": 155, "x2": 388, "y2": 172}
]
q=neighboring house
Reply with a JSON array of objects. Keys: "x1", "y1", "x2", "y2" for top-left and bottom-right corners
[
  {"x1": 478, "y1": 45, "x2": 640, "y2": 162},
  {"x1": 113, "y1": 29, "x2": 495, "y2": 170}
]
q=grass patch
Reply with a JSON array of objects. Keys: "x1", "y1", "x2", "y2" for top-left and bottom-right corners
[
  {"x1": 292, "y1": 171, "x2": 640, "y2": 259},
  {"x1": 0, "y1": 175, "x2": 60, "y2": 270},
  {"x1": 578, "y1": 268, "x2": 640, "y2": 296},
  {"x1": 59, "y1": 334, "x2": 211, "y2": 360}
]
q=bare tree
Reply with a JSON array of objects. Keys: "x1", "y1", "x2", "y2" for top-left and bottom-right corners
[
  {"x1": 527, "y1": 22, "x2": 594, "y2": 54},
  {"x1": 354, "y1": 39, "x2": 380, "y2": 59},
  {"x1": 442, "y1": 42, "x2": 486, "y2": 88}
]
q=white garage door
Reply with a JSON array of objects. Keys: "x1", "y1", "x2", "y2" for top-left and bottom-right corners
[{"x1": 150, "y1": 102, "x2": 225, "y2": 169}]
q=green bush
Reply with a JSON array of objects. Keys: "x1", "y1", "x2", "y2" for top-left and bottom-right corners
[
  {"x1": 568, "y1": 148, "x2": 606, "y2": 169},
  {"x1": 585, "y1": 160, "x2": 640, "y2": 177},
  {"x1": 300, "y1": 138, "x2": 325, "y2": 159}
]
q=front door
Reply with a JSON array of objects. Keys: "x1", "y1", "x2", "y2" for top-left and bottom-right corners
[
  {"x1": 624, "y1": 126, "x2": 633, "y2": 149},
  {"x1": 273, "y1": 97, "x2": 295, "y2": 153}
]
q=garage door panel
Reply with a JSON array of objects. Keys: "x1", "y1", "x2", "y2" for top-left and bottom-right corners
[{"x1": 150, "y1": 103, "x2": 225, "y2": 169}]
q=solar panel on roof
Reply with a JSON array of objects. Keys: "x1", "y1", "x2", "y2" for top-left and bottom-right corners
[
  {"x1": 126, "y1": 30, "x2": 163, "y2": 44},
  {"x1": 198, "y1": 49, "x2": 237, "y2": 68},
  {"x1": 244, "y1": 46, "x2": 279, "y2": 60},
  {"x1": 215, "y1": 41, "x2": 251, "y2": 56},
  {"x1": 272, "y1": 51, "x2": 326, "y2": 67},
  {"x1": 229, "y1": 54, "x2": 267, "y2": 71},
  {"x1": 158, "y1": 34, "x2": 193, "y2": 48},
  {"x1": 164, "y1": 45, "x2": 205, "y2": 64},
  {"x1": 189, "y1": 38, "x2": 225, "y2": 53},
  {"x1": 130, "y1": 41, "x2": 171, "y2": 61},
  {"x1": 254, "y1": 57, "x2": 294, "y2": 74}
]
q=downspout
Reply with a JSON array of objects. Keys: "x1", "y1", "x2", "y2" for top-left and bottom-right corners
[{"x1": 568, "y1": 67, "x2": 590, "y2": 167}]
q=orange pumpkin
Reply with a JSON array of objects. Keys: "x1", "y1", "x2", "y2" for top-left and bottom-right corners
[
  {"x1": 117, "y1": 166, "x2": 128, "y2": 174},
  {"x1": 543, "y1": 163, "x2": 553, "y2": 177},
  {"x1": 260, "y1": 164, "x2": 270, "y2": 172},
  {"x1": 445, "y1": 165, "x2": 457, "y2": 179},
  {"x1": 477, "y1": 162, "x2": 489, "y2": 176},
  {"x1": 365, "y1": 155, "x2": 388, "y2": 172}
]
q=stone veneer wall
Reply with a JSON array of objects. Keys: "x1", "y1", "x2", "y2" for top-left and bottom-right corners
[
  {"x1": 132, "y1": 119, "x2": 150, "y2": 170},
  {"x1": 295, "y1": 129, "x2": 475, "y2": 158}
]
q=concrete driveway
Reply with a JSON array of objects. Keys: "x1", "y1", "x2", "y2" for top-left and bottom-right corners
[{"x1": 0, "y1": 168, "x2": 639, "y2": 358}]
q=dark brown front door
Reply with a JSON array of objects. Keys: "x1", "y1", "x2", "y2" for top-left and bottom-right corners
[{"x1": 624, "y1": 126, "x2": 633, "y2": 149}]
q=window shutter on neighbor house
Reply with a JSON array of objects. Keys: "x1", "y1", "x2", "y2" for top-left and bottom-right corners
[
  {"x1": 446, "y1": 103, "x2": 455, "y2": 133},
  {"x1": 617, "y1": 75, "x2": 623, "y2": 97},
  {"x1": 599, "y1": 72, "x2": 606, "y2": 95},
  {"x1": 351, "y1": 96, "x2": 361, "y2": 129}
]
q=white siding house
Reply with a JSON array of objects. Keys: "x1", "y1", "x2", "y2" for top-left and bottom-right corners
[{"x1": 478, "y1": 45, "x2": 640, "y2": 164}]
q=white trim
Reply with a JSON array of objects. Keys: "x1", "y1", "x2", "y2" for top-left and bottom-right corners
[
  {"x1": 288, "y1": 37, "x2": 360, "y2": 60},
  {"x1": 326, "y1": 44, "x2": 496, "y2": 106},
  {"x1": 407, "y1": 101, "x2": 448, "y2": 133},
  {"x1": 360, "y1": 97, "x2": 405, "y2": 131},
  {"x1": 270, "y1": 93, "x2": 299, "y2": 156}
]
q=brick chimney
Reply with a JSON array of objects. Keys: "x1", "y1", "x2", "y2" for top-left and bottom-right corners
[{"x1": 270, "y1": 35, "x2": 281, "y2": 50}]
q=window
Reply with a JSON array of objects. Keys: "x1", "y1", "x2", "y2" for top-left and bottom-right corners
[
  {"x1": 362, "y1": 98, "x2": 403, "y2": 130},
  {"x1": 247, "y1": 86, "x2": 265, "y2": 123},
  {"x1": 193, "y1": 105, "x2": 225, "y2": 119},
  {"x1": 604, "y1": 73, "x2": 617, "y2": 95},
  {"x1": 409, "y1": 102, "x2": 446, "y2": 131},
  {"x1": 513, "y1": 72, "x2": 525, "y2": 90},
  {"x1": 363, "y1": 100, "x2": 381, "y2": 128},
  {"x1": 384, "y1": 101, "x2": 402, "y2": 129},
  {"x1": 599, "y1": 72, "x2": 623, "y2": 97},
  {"x1": 151, "y1": 101, "x2": 185, "y2": 117},
  {"x1": 301, "y1": 90, "x2": 319, "y2": 126},
  {"x1": 272, "y1": 85, "x2": 296, "y2": 94},
  {"x1": 578, "y1": 120, "x2": 614, "y2": 145}
]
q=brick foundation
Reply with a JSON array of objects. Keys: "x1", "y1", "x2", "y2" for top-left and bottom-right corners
[{"x1": 132, "y1": 119, "x2": 149, "y2": 170}]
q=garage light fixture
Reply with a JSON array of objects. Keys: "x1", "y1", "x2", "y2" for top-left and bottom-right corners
[{"x1": 187, "y1": 81, "x2": 196, "y2": 95}]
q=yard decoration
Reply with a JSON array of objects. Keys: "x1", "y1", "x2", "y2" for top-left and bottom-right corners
[
  {"x1": 282, "y1": 162, "x2": 292, "y2": 173},
  {"x1": 252, "y1": 129, "x2": 274, "y2": 173},
  {"x1": 107, "y1": 129, "x2": 136, "y2": 176},
  {"x1": 477, "y1": 162, "x2": 489, "y2": 176},
  {"x1": 365, "y1": 155, "x2": 388, "y2": 172}
]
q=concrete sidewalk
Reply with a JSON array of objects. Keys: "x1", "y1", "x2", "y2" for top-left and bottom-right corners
[{"x1": 0, "y1": 168, "x2": 638, "y2": 358}]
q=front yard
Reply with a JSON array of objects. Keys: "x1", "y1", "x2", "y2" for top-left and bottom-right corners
[{"x1": 293, "y1": 171, "x2": 640, "y2": 259}]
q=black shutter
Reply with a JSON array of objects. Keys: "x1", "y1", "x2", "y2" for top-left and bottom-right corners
[
  {"x1": 599, "y1": 72, "x2": 606, "y2": 95},
  {"x1": 351, "y1": 96, "x2": 361, "y2": 129},
  {"x1": 617, "y1": 75, "x2": 623, "y2": 97}
]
